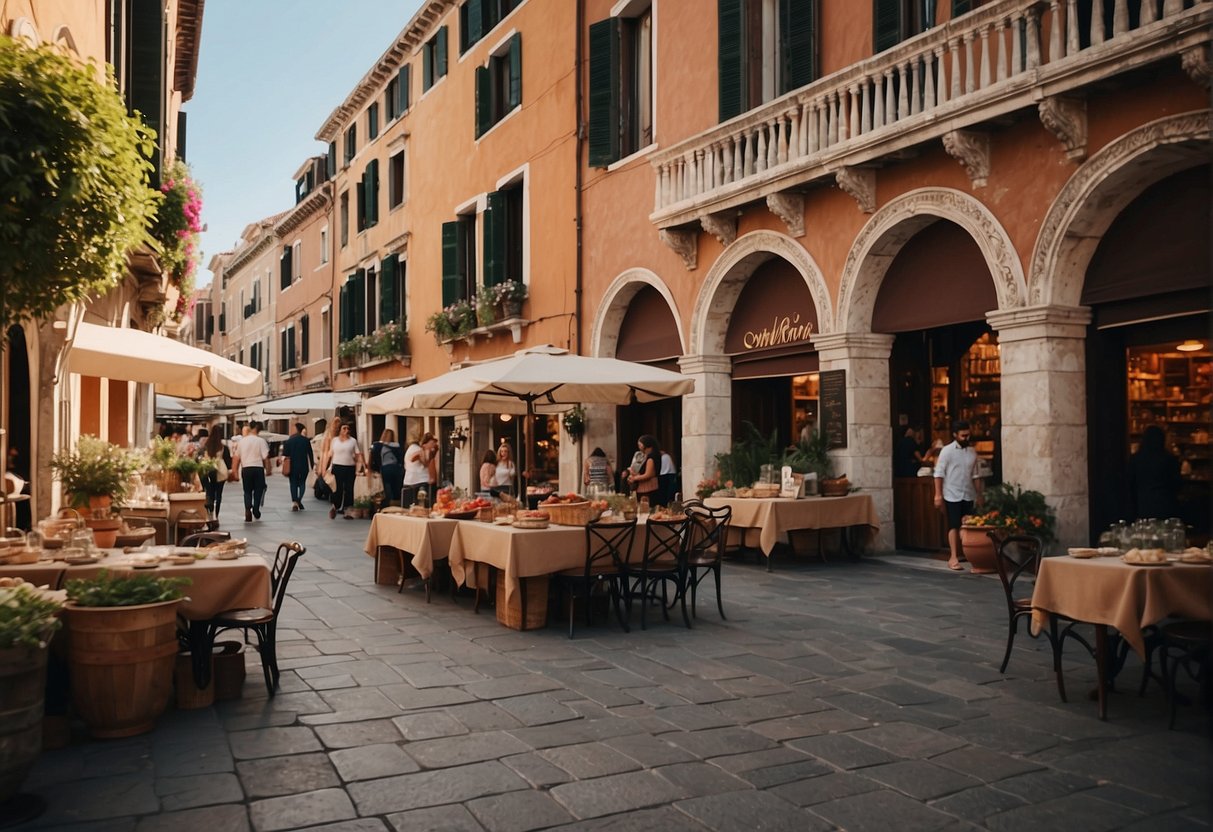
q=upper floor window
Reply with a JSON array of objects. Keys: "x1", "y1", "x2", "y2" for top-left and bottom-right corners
[
  {"x1": 388, "y1": 149, "x2": 407, "y2": 209},
  {"x1": 588, "y1": 5, "x2": 653, "y2": 167},
  {"x1": 475, "y1": 33, "x2": 522, "y2": 138},
  {"x1": 874, "y1": 0, "x2": 941, "y2": 53},
  {"x1": 344, "y1": 123, "x2": 357, "y2": 165},
  {"x1": 339, "y1": 191, "x2": 349, "y2": 247},
  {"x1": 482, "y1": 179, "x2": 524, "y2": 287},
  {"x1": 292, "y1": 241, "x2": 302, "y2": 282},
  {"x1": 279, "y1": 244, "x2": 293, "y2": 291},
  {"x1": 423, "y1": 27, "x2": 449, "y2": 92},
  {"x1": 280, "y1": 325, "x2": 297, "y2": 372},
  {"x1": 356, "y1": 160, "x2": 380, "y2": 232},
  {"x1": 441, "y1": 213, "x2": 478, "y2": 307},
  {"x1": 367, "y1": 103, "x2": 380, "y2": 140},
  {"x1": 461, "y1": 0, "x2": 522, "y2": 52},
  {"x1": 320, "y1": 227, "x2": 330, "y2": 264},
  {"x1": 718, "y1": 0, "x2": 817, "y2": 122},
  {"x1": 379, "y1": 253, "x2": 405, "y2": 328}
]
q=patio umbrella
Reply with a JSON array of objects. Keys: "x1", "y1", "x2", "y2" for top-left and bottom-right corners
[{"x1": 363, "y1": 345, "x2": 694, "y2": 479}]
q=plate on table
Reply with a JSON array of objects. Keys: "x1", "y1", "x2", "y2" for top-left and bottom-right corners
[
  {"x1": 1121, "y1": 548, "x2": 1169, "y2": 566},
  {"x1": 62, "y1": 556, "x2": 99, "y2": 566},
  {"x1": 1068, "y1": 548, "x2": 1099, "y2": 559},
  {"x1": 130, "y1": 561, "x2": 160, "y2": 569}
]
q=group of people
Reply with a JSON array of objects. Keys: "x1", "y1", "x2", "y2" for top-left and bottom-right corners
[
  {"x1": 478, "y1": 441, "x2": 517, "y2": 497},
  {"x1": 581, "y1": 434, "x2": 679, "y2": 506}
]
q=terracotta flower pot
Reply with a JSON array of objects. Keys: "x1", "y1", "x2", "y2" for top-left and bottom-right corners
[{"x1": 958, "y1": 525, "x2": 1000, "y2": 574}]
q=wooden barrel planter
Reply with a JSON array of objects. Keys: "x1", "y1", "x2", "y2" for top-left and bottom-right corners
[
  {"x1": 0, "y1": 646, "x2": 48, "y2": 803},
  {"x1": 63, "y1": 599, "x2": 181, "y2": 738}
]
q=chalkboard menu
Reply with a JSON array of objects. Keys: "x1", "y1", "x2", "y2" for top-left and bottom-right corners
[{"x1": 819, "y1": 370, "x2": 847, "y2": 449}]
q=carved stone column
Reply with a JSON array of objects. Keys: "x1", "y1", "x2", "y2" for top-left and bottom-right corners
[
  {"x1": 986, "y1": 304, "x2": 1092, "y2": 547},
  {"x1": 676, "y1": 353, "x2": 734, "y2": 496},
  {"x1": 810, "y1": 332, "x2": 896, "y2": 551}
]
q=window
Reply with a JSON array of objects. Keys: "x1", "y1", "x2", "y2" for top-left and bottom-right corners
[
  {"x1": 300, "y1": 314, "x2": 310, "y2": 364},
  {"x1": 874, "y1": 0, "x2": 939, "y2": 53},
  {"x1": 588, "y1": 7, "x2": 654, "y2": 166},
  {"x1": 365, "y1": 267, "x2": 379, "y2": 333},
  {"x1": 218, "y1": 303, "x2": 226, "y2": 334},
  {"x1": 340, "y1": 191, "x2": 349, "y2": 247},
  {"x1": 356, "y1": 160, "x2": 380, "y2": 231},
  {"x1": 295, "y1": 169, "x2": 314, "y2": 203},
  {"x1": 482, "y1": 180, "x2": 523, "y2": 286},
  {"x1": 385, "y1": 75, "x2": 400, "y2": 121},
  {"x1": 280, "y1": 325, "x2": 297, "y2": 372},
  {"x1": 379, "y1": 254, "x2": 404, "y2": 326},
  {"x1": 367, "y1": 103, "x2": 379, "y2": 140},
  {"x1": 423, "y1": 27, "x2": 449, "y2": 92},
  {"x1": 475, "y1": 33, "x2": 521, "y2": 138},
  {"x1": 292, "y1": 242, "x2": 302, "y2": 282},
  {"x1": 388, "y1": 149, "x2": 406, "y2": 209},
  {"x1": 320, "y1": 227, "x2": 329, "y2": 263},
  {"x1": 461, "y1": 0, "x2": 522, "y2": 52},
  {"x1": 327, "y1": 141, "x2": 337, "y2": 178},
  {"x1": 279, "y1": 244, "x2": 293, "y2": 290},
  {"x1": 263, "y1": 337, "x2": 270, "y2": 380},
  {"x1": 339, "y1": 271, "x2": 368, "y2": 343},
  {"x1": 718, "y1": 0, "x2": 817, "y2": 122},
  {"x1": 321, "y1": 307, "x2": 332, "y2": 358},
  {"x1": 344, "y1": 123, "x2": 357, "y2": 165},
  {"x1": 441, "y1": 213, "x2": 477, "y2": 306}
]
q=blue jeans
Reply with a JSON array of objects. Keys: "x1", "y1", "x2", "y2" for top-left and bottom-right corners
[{"x1": 380, "y1": 464, "x2": 403, "y2": 506}]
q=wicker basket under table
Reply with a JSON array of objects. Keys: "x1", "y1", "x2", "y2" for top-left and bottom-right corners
[{"x1": 495, "y1": 574, "x2": 549, "y2": 630}]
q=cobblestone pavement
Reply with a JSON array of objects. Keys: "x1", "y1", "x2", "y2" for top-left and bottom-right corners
[{"x1": 18, "y1": 494, "x2": 1212, "y2": 832}]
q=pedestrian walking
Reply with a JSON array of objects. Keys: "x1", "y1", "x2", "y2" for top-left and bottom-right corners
[
  {"x1": 199, "y1": 428, "x2": 231, "y2": 523},
  {"x1": 323, "y1": 422, "x2": 364, "y2": 519},
  {"x1": 282, "y1": 422, "x2": 314, "y2": 511},
  {"x1": 234, "y1": 421, "x2": 271, "y2": 522},
  {"x1": 933, "y1": 419, "x2": 984, "y2": 571},
  {"x1": 370, "y1": 428, "x2": 404, "y2": 506}
]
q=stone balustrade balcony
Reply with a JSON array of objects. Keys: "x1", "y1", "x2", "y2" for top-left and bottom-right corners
[{"x1": 649, "y1": 0, "x2": 1210, "y2": 250}]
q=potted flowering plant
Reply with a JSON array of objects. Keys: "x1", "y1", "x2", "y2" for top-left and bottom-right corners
[
  {"x1": 338, "y1": 334, "x2": 372, "y2": 366},
  {"x1": 49, "y1": 435, "x2": 139, "y2": 512},
  {"x1": 562, "y1": 405, "x2": 585, "y2": 441},
  {"x1": 961, "y1": 482, "x2": 1056, "y2": 573},
  {"x1": 424, "y1": 300, "x2": 475, "y2": 344},
  {"x1": 370, "y1": 321, "x2": 405, "y2": 359},
  {"x1": 476, "y1": 289, "x2": 497, "y2": 327},
  {"x1": 492, "y1": 280, "x2": 528, "y2": 318},
  {"x1": 150, "y1": 160, "x2": 203, "y2": 322}
]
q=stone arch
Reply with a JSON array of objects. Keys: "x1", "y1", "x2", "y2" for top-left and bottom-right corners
[
  {"x1": 591, "y1": 268, "x2": 685, "y2": 358},
  {"x1": 8, "y1": 17, "x2": 40, "y2": 46},
  {"x1": 835, "y1": 188, "x2": 1025, "y2": 333},
  {"x1": 690, "y1": 230, "x2": 833, "y2": 355},
  {"x1": 1029, "y1": 110, "x2": 1212, "y2": 307}
]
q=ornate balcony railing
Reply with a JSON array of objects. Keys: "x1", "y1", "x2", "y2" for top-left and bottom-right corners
[{"x1": 650, "y1": 0, "x2": 1210, "y2": 233}]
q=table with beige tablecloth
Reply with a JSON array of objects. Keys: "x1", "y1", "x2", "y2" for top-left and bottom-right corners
[
  {"x1": 703, "y1": 495, "x2": 879, "y2": 557},
  {"x1": 363, "y1": 514, "x2": 458, "y2": 580}
]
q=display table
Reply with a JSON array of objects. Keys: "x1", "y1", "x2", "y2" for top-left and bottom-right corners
[
  {"x1": 363, "y1": 513, "x2": 458, "y2": 599},
  {"x1": 1031, "y1": 555, "x2": 1212, "y2": 719},
  {"x1": 703, "y1": 494, "x2": 879, "y2": 567}
]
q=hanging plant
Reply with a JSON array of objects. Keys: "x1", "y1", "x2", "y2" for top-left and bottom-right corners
[
  {"x1": 562, "y1": 406, "x2": 585, "y2": 440},
  {"x1": 151, "y1": 160, "x2": 203, "y2": 289},
  {"x1": 0, "y1": 35, "x2": 160, "y2": 329}
]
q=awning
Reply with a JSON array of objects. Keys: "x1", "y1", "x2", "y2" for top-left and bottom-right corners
[
  {"x1": 246, "y1": 391, "x2": 362, "y2": 416},
  {"x1": 68, "y1": 322, "x2": 264, "y2": 399}
]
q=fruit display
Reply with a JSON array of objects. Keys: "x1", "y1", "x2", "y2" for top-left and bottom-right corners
[
  {"x1": 433, "y1": 487, "x2": 493, "y2": 518},
  {"x1": 540, "y1": 492, "x2": 586, "y2": 506}
]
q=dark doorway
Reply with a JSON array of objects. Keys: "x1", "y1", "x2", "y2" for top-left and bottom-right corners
[{"x1": 5, "y1": 325, "x2": 32, "y2": 529}]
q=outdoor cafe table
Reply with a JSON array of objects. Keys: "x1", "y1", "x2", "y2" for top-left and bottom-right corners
[
  {"x1": 703, "y1": 494, "x2": 879, "y2": 567},
  {"x1": 1030, "y1": 554, "x2": 1213, "y2": 719},
  {"x1": 363, "y1": 513, "x2": 459, "y2": 597}
]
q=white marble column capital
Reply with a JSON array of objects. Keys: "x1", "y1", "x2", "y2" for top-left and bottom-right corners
[
  {"x1": 986, "y1": 304, "x2": 1091, "y2": 342},
  {"x1": 811, "y1": 331, "x2": 895, "y2": 361},
  {"x1": 678, "y1": 353, "x2": 733, "y2": 376}
]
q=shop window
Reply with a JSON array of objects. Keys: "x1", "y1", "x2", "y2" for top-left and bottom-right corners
[
  {"x1": 588, "y1": 6, "x2": 653, "y2": 167},
  {"x1": 423, "y1": 27, "x2": 448, "y2": 92},
  {"x1": 719, "y1": 0, "x2": 817, "y2": 122},
  {"x1": 441, "y1": 214, "x2": 477, "y2": 307},
  {"x1": 388, "y1": 149, "x2": 406, "y2": 209},
  {"x1": 367, "y1": 102, "x2": 379, "y2": 140},
  {"x1": 482, "y1": 180, "x2": 523, "y2": 286},
  {"x1": 475, "y1": 33, "x2": 522, "y2": 138}
]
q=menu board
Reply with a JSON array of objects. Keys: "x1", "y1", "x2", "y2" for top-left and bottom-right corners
[{"x1": 819, "y1": 370, "x2": 847, "y2": 449}]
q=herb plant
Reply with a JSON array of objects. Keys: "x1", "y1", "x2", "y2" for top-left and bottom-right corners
[
  {"x1": 0, "y1": 584, "x2": 63, "y2": 649},
  {"x1": 65, "y1": 571, "x2": 190, "y2": 607}
]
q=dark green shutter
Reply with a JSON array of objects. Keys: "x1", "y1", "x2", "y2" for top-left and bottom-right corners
[
  {"x1": 280, "y1": 245, "x2": 292, "y2": 290},
  {"x1": 781, "y1": 0, "x2": 816, "y2": 93},
  {"x1": 508, "y1": 33, "x2": 522, "y2": 109},
  {"x1": 380, "y1": 254, "x2": 399, "y2": 322},
  {"x1": 130, "y1": 0, "x2": 166, "y2": 182},
  {"x1": 952, "y1": 0, "x2": 973, "y2": 16},
  {"x1": 356, "y1": 177, "x2": 366, "y2": 231},
  {"x1": 327, "y1": 141, "x2": 336, "y2": 178},
  {"x1": 368, "y1": 159, "x2": 379, "y2": 225},
  {"x1": 353, "y1": 269, "x2": 367, "y2": 336},
  {"x1": 398, "y1": 64, "x2": 411, "y2": 112},
  {"x1": 483, "y1": 190, "x2": 507, "y2": 286},
  {"x1": 441, "y1": 222, "x2": 461, "y2": 307},
  {"x1": 423, "y1": 44, "x2": 434, "y2": 90},
  {"x1": 280, "y1": 330, "x2": 288, "y2": 371},
  {"x1": 368, "y1": 103, "x2": 379, "y2": 139},
  {"x1": 437, "y1": 26, "x2": 448, "y2": 77},
  {"x1": 718, "y1": 0, "x2": 745, "y2": 122},
  {"x1": 466, "y1": 0, "x2": 483, "y2": 48},
  {"x1": 475, "y1": 65, "x2": 491, "y2": 137},
  {"x1": 874, "y1": 0, "x2": 901, "y2": 52},
  {"x1": 288, "y1": 327, "x2": 296, "y2": 369},
  {"x1": 300, "y1": 314, "x2": 310, "y2": 364},
  {"x1": 588, "y1": 19, "x2": 621, "y2": 167},
  {"x1": 339, "y1": 282, "x2": 351, "y2": 342}
]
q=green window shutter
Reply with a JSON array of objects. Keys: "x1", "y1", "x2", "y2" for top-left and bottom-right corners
[
  {"x1": 873, "y1": 0, "x2": 901, "y2": 52},
  {"x1": 437, "y1": 26, "x2": 448, "y2": 77},
  {"x1": 339, "y1": 282, "x2": 351, "y2": 342},
  {"x1": 398, "y1": 64, "x2": 411, "y2": 112},
  {"x1": 952, "y1": 0, "x2": 973, "y2": 16},
  {"x1": 327, "y1": 142, "x2": 336, "y2": 178},
  {"x1": 441, "y1": 221, "x2": 461, "y2": 307},
  {"x1": 508, "y1": 33, "x2": 522, "y2": 109},
  {"x1": 423, "y1": 46, "x2": 434, "y2": 90},
  {"x1": 718, "y1": 0, "x2": 745, "y2": 122},
  {"x1": 356, "y1": 177, "x2": 366, "y2": 231},
  {"x1": 475, "y1": 64, "x2": 491, "y2": 138},
  {"x1": 280, "y1": 330, "x2": 287, "y2": 371},
  {"x1": 588, "y1": 18, "x2": 621, "y2": 167},
  {"x1": 280, "y1": 245, "x2": 292, "y2": 290},
  {"x1": 368, "y1": 103, "x2": 379, "y2": 139},
  {"x1": 353, "y1": 269, "x2": 367, "y2": 336},
  {"x1": 368, "y1": 159, "x2": 379, "y2": 225},
  {"x1": 380, "y1": 253, "x2": 399, "y2": 322},
  {"x1": 781, "y1": 0, "x2": 816, "y2": 93},
  {"x1": 289, "y1": 327, "x2": 296, "y2": 369},
  {"x1": 483, "y1": 190, "x2": 507, "y2": 286},
  {"x1": 301, "y1": 314, "x2": 310, "y2": 364},
  {"x1": 466, "y1": 0, "x2": 483, "y2": 48}
]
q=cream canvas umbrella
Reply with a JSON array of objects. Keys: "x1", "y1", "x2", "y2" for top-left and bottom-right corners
[{"x1": 364, "y1": 345, "x2": 694, "y2": 478}]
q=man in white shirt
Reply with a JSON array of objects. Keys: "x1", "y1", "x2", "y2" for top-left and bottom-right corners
[
  {"x1": 234, "y1": 421, "x2": 272, "y2": 522},
  {"x1": 933, "y1": 419, "x2": 984, "y2": 571}
]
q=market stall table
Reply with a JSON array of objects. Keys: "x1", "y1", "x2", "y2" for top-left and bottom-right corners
[
  {"x1": 703, "y1": 494, "x2": 879, "y2": 568},
  {"x1": 363, "y1": 513, "x2": 458, "y2": 601},
  {"x1": 1030, "y1": 554, "x2": 1213, "y2": 720}
]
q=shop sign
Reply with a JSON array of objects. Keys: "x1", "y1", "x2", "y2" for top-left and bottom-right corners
[
  {"x1": 741, "y1": 314, "x2": 814, "y2": 351},
  {"x1": 819, "y1": 369, "x2": 847, "y2": 449}
]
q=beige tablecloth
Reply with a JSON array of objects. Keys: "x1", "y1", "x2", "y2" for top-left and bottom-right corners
[
  {"x1": 703, "y1": 495, "x2": 879, "y2": 556},
  {"x1": 1, "y1": 554, "x2": 271, "y2": 620},
  {"x1": 363, "y1": 514, "x2": 458, "y2": 579},
  {"x1": 1031, "y1": 556, "x2": 1213, "y2": 657}
]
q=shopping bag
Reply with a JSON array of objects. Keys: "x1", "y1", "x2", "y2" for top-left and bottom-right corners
[
  {"x1": 355, "y1": 472, "x2": 379, "y2": 501},
  {"x1": 323, "y1": 471, "x2": 337, "y2": 492}
]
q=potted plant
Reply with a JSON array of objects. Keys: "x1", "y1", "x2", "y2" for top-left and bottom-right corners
[
  {"x1": 492, "y1": 280, "x2": 528, "y2": 319},
  {"x1": 350, "y1": 496, "x2": 373, "y2": 519},
  {"x1": 783, "y1": 429, "x2": 833, "y2": 480},
  {"x1": 962, "y1": 482, "x2": 1057, "y2": 573},
  {"x1": 62, "y1": 571, "x2": 189, "y2": 738},
  {"x1": 0, "y1": 582, "x2": 63, "y2": 809},
  {"x1": 49, "y1": 435, "x2": 139, "y2": 512},
  {"x1": 337, "y1": 334, "x2": 371, "y2": 367},
  {"x1": 476, "y1": 289, "x2": 497, "y2": 328},
  {"x1": 369, "y1": 321, "x2": 405, "y2": 359},
  {"x1": 425, "y1": 299, "x2": 475, "y2": 344},
  {"x1": 715, "y1": 422, "x2": 782, "y2": 488},
  {"x1": 562, "y1": 406, "x2": 585, "y2": 441}
]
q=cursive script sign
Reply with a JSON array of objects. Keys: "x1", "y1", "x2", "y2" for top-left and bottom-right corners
[{"x1": 742, "y1": 314, "x2": 814, "y2": 351}]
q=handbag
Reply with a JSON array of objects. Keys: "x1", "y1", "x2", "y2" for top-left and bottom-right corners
[
  {"x1": 323, "y1": 470, "x2": 337, "y2": 492},
  {"x1": 281, "y1": 457, "x2": 291, "y2": 477},
  {"x1": 213, "y1": 453, "x2": 229, "y2": 482}
]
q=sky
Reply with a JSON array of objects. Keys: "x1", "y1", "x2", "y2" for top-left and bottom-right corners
[{"x1": 187, "y1": 0, "x2": 425, "y2": 287}]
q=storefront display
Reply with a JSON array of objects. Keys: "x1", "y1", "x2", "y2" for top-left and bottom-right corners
[{"x1": 1127, "y1": 345, "x2": 1211, "y2": 483}]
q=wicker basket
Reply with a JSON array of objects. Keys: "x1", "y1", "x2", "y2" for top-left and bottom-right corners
[
  {"x1": 538, "y1": 501, "x2": 599, "y2": 526},
  {"x1": 495, "y1": 575, "x2": 549, "y2": 630},
  {"x1": 820, "y1": 476, "x2": 850, "y2": 497},
  {"x1": 513, "y1": 518, "x2": 550, "y2": 530},
  {"x1": 750, "y1": 483, "x2": 781, "y2": 498}
]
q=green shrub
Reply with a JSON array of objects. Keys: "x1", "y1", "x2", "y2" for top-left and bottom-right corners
[{"x1": 65, "y1": 571, "x2": 190, "y2": 607}]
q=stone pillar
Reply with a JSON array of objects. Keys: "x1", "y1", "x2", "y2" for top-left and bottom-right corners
[
  {"x1": 987, "y1": 305, "x2": 1091, "y2": 547},
  {"x1": 580, "y1": 403, "x2": 618, "y2": 479},
  {"x1": 811, "y1": 332, "x2": 896, "y2": 551},
  {"x1": 677, "y1": 354, "x2": 734, "y2": 495}
]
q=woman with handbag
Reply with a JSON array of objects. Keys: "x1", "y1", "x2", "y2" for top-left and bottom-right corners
[
  {"x1": 199, "y1": 429, "x2": 232, "y2": 523},
  {"x1": 322, "y1": 422, "x2": 364, "y2": 519},
  {"x1": 621, "y1": 434, "x2": 663, "y2": 507}
]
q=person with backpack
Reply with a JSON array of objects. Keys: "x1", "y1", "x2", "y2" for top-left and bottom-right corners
[{"x1": 370, "y1": 428, "x2": 404, "y2": 506}]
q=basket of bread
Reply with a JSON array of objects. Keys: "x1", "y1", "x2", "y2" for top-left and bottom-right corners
[
  {"x1": 513, "y1": 510, "x2": 551, "y2": 530},
  {"x1": 820, "y1": 476, "x2": 850, "y2": 497},
  {"x1": 750, "y1": 482, "x2": 780, "y2": 499},
  {"x1": 536, "y1": 493, "x2": 605, "y2": 526}
]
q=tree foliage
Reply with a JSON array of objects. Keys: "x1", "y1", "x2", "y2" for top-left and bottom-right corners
[{"x1": 0, "y1": 35, "x2": 160, "y2": 329}]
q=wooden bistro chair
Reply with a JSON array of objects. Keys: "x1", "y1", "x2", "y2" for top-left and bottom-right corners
[
  {"x1": 628, "y1": 515, "x2": 691, "y2": 630},
  {"x1": 204, "y1": 541, "x2": 306, "y2": 696},
  {"x1": 991, "y1": 533, "x2": 1068, "y2": 700},
  {"x1": 178, "y1": 530, "x2": 232, "y2": 548},
  {"x1": 554, "y1": 518, "x2": 636, "y2": 639},
  {"x1": 1158, "y1": 619, "x2": 1212, "y2": 729},
  {"x1": 684, "y1": 502, "x2": 732, "y2": 621}
]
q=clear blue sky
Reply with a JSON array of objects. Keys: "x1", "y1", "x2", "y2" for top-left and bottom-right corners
[{"x1": 187, "y1": 0, "x2": 423, "y2": 286}]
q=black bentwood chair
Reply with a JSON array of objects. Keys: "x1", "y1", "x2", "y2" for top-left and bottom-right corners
[
  {"x1": 628, "y1": 515, "x2": 691, "y2": 630},
  {"x1": 554, "y1": 518, "x2": 636, "y2": 638},
  {"x1": 684, "y1": 502, "x2": 731, "y2": 621},
  {"x1": 991, "y1": 533, "x2": 1070, "y2": 701},
  {"x1": 1158, "y1": 620, "x2": 1212, "y2": 729},
  {"x1": 204, "y1": 541, "x2": 306, "y2": 696},
  {"x1": 178, "y1": 531, "x2": 232, "y2": 548}
]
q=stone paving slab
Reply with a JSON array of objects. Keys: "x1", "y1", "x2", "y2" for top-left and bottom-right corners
[{"x1": 17, "y1": 504, "x2": 1213, "y2": 831}]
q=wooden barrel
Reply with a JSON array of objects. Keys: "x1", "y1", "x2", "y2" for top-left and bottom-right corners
[
  {"x1": 64, "y1": 600, "x2": 181, "y2": 738},
  {"x1": 0, "y1": 646, "x2": 48, "y2": 802},
  {"x1": 496, "y1": 575, "x2": 549, "y2": 631}
]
